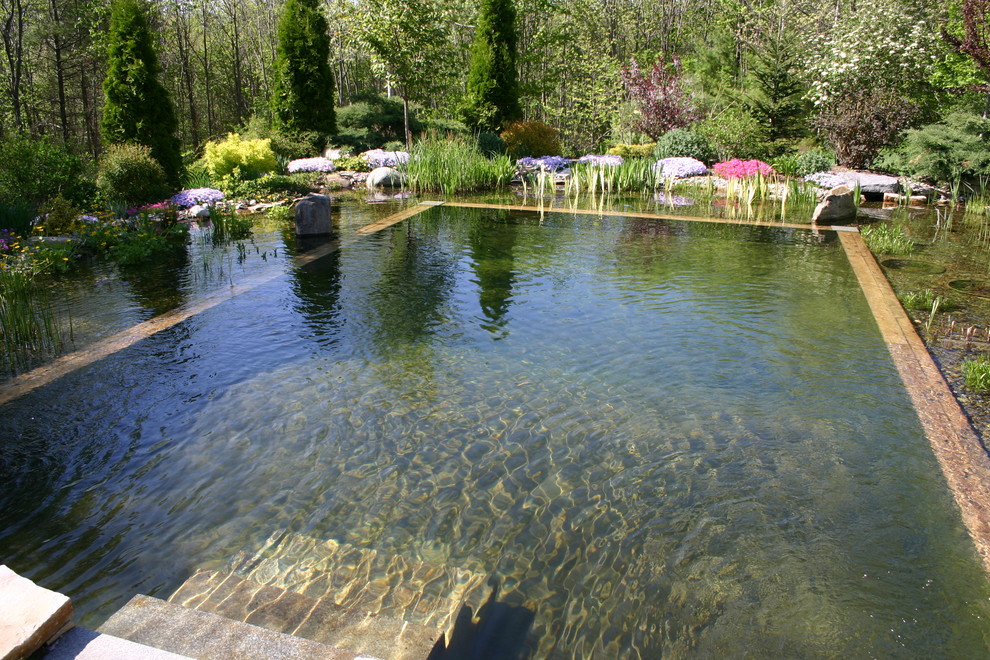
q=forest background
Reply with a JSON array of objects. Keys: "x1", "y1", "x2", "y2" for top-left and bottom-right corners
[{"x1": 0, "y1": 0, "x2": 987, "y2": 180}]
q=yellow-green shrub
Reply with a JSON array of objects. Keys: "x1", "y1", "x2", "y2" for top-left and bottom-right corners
[
  {"x1": 500, "y1": 120, "x2": 561, "y2": 159},
  {"x1": 201, "y1": 133, "x2": 278, "y2": 180},
  {"x1": 606, "y1": 143, "x2": 657, "y2": 158}
]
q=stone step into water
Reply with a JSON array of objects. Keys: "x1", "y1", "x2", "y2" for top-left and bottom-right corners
[
  {"x1": 98, "y1": 594, "x2": 364, "y2": 660},
  {"x1": 225, "y1": 532, "x2": 490, "y2": 632},
  {"x1": 168, "y1": 570, "x2": 438, "y2": 660},
  {"x1": 43, "y1": 626, "x2": 193, "y2": 660}
]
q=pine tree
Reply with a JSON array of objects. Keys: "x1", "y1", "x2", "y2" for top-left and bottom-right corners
[
  {"x1": 270, "y1": 0, "x2": 336, "y2": 138},
  {"x1": 746, "y1": 39, "x2": 807, "y2": 142},
  {"x1": 462, "y1": 0, "x2": 521, "y2": 132},
  {"x1": 101, "y1": 0, "x2": 182, "y2": 188}
]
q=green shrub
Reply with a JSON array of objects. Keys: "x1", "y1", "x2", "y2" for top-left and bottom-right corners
[
  {"x1": 201, "y1": 133, "x2": 278, "y2": 180},
  {"x1": 423, "y1": 117, "x2": 469, "y2": 135},
  {"x1": 35, "y1": 195, "x2": 82, "y2": 236},
  {"x1": 0, "y1": 202, "x2": 36, "y2": 235},
  {"x1": 336, "y1": 94, "x2": 422, "y2": 151},
  {"x1": 606, "y1": 143, "x2": 657, "y2": 158},
  {"x1": 477, "y1": 131, "x2": 506, "y2": 156},
  {"x1": 265, "y1": 205, "x2": 294, "y2": 223},
  {"x1": 885, "y1": 112, "x2": 990, "y2": 186},
  {"x1": 0, "y1": 135, "x2": 88, "y2": 206},
  {"x1": 963, "y1": 353, "x2": 990, "y2": 392},
  {"x1": 500, "y1": 120, "x2": 561, "y2": 158},
  {"x1": 97, "y1": 143, "x2": 172, "y2": 206},
  {"x1": 382, "y1": 140, "x2": 405, "y2": 152},
  {"x1": 182, "y1": 161, "x2": 212, "y2": 189},
  {"x1": 218, "y1": 172, "x2": 316, "y2": 199},
  {"x1": 407, "y1": 135, "x2": 514, "y2": 194},
  {"x1": 334, "y1": 154, "x2": 371, "y2": 172},
  {"x1": 795, "y1": 149, "x2": 834, "y2": 176},
  {"x1": 653, "y1": 129, "x2": 715, "y2": 163},
  {"x1": 695, "y1": 106, "x2": 771, "y2": 161}
]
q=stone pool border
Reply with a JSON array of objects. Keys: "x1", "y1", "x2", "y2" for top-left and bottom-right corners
[
  {"x1": 3, "y1": 200, "x2": 990, "y2": 575},
  {"x1": 838, "y1": 229, "x2": 990, "y2": 573}
]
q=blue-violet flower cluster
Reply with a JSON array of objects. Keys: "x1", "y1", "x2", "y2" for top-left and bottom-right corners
[
  {"x1": 364, "y1": 149, "x2": 410, "y2": 168},
  {"x1": 287, "y1": 157, "x2": 336, "y2": 173},
  {"x1": 517, "y1": 156, "x2": 570, "y2": 172},
  {"x1": 577, "y1": 154, "x2": 623, "y2": 167},
  {"x1": 171, "y1": 188, "x2": 225, "y2": 208},
  {"x1": 653, "y1": 157, "x2": 708, "y2": 178}
]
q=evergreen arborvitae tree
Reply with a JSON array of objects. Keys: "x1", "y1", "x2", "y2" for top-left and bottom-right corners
[
  {"x1": 747, "y1": 39, "x2": 807, "y2": 142},
  {"x1": 270, "y1": 0, "x2": 336, "y2": 137},
  {"x1": 101, "y1": 0, "x2": 182, "y2": 188},
  {"x1": 462, "y1": 0, "x2": 521, "y2": 132}
]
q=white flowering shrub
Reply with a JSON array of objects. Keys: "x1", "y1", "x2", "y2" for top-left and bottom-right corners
[{"x1": 805, "y1": 3, "x2": 939, "y2": 109}]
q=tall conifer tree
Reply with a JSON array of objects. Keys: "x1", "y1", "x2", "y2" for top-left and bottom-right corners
[
  {"x1": 462, "y1": 0, "x2": 521, "y2": 132},
  {"x1": 101, "y1": 0, "x2": 182, "y2": 187},
  {"x1": 270, "y1": 0, "x2": 336, "y2": 137}
]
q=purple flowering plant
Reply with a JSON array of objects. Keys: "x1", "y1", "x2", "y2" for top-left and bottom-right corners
[
  {"x1": 364, "y1": 149, "x2": 410, "y2": 169},
  {"x1": 577, "y1": 154, "x2": 624, "y2": 167},
  {"x1": 287, "y1": 157, "x2": 336, "y2": 173},
  {"x1": 171, "y1": 188, "x2": 225, "y2": 208},
  {"x1": 653, "y1": 157, "x2": 708, "y2": 178},
  {"x1": 517, "y1": 156, "x2": 570, "y2": 172}
]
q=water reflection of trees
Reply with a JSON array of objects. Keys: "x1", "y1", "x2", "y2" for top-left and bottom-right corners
[{"x1": 468, "y1": 212, "x2": 519, "y2": 340}]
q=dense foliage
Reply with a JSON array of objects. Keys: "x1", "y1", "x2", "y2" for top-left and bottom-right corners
[
  {"x1": 462, "y1": 0, "x2": 521, "y2": 131},
  {"x1": 101, "y1": 0, "x2": 182, "y2": 187},
  {"x1": 270, "y1": 0, "x2": 336, "y2": 138}
]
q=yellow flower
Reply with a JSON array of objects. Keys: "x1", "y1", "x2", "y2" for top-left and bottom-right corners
[{"x1": 62, "y1": 257, "x2": 69, "y2": 261}]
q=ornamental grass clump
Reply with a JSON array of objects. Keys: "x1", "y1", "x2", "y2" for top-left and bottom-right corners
[
  {"x1": 406, "y1": 135, "x2": 514, "y2": 194},
  {"x1": 286, "y1": 157, "x2": 336, "y2": 173},
  {"x1": 653, "y1": 157, "x2": 708, "y2": 179},
  {"x1": 963, "y1": 353, "x2": 990, "y2": 392}
]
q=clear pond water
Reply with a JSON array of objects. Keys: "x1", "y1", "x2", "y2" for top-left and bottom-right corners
[{"x1": 2, "y1": 203, "x2": 989, "y2": 658}]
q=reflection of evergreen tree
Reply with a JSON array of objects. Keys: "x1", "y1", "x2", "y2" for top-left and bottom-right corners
[
  {"x1": 124, "y1": 252, "x2": 189, "y2": 317},
  {"x1": 291, "y1": 248, "x2": 343, "y2": 349},
  {"x1": 468, "y1": 214, "x2": 518, "y2": 339},
  {"x1": 371, "y1": 225, "x2": 458, "y2": 349}
]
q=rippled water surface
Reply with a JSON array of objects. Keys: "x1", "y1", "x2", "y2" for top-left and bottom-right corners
[{"x1": 2, "y1": 204, "x2": 989, "y2": 658}]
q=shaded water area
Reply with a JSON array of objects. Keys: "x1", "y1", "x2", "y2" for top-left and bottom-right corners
[{"x1": 2, "y1": 202, "x2": 990, "y2": 657}]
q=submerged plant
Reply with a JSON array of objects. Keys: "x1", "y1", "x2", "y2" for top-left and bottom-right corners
[
  {"x1": 861, "y1": 223, "x2": 914, "y2": 255},
  {"x1": 899, "y1": 288, "x2": 953, "y2": 312},
  {"x1": 963, "y1": 353, "x2": 990, "y2": 391}
]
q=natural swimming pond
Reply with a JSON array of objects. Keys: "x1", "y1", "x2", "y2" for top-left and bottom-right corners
[{"x1": 2, "y1": 203, "x2": 989, "y2": 657}]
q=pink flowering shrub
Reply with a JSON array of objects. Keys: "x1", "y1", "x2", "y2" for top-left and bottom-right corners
[{"x1": 712, "y1": 159, "x2": 774, "y2": 179}]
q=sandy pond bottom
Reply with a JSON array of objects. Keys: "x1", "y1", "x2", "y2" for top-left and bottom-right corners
[{"x1": 1, "y1": 204, "x2": 989, "y2": 658}]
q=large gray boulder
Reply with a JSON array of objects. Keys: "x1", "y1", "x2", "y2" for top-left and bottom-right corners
[
  {"x1": 812, "y1": 185, "x2": 857, "y2": 224},
  {"x1": 365, "y1": 166, "x2": 405, "y2": 189},
  {"x1": 294, "y1": 193, "x2": 332, "y2": 236},
  {"x1": 840, "y1": 171, "x2": 900, "y2": 197}
]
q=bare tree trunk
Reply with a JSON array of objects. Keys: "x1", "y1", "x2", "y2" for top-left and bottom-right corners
[
  {"x1": 2, "y1": 0, "x2": 26, "y2": 131},
  {"x1": 48, "y1": 0, "x2": 69, "y2": 142}
]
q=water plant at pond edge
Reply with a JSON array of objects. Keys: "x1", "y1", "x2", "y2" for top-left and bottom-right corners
[
  {"x1": 0, "y1": 268, "x2": 69, "y2": 373},
  {"x1": 861, "y1": 223, "x2": 914, "y2": 255},
  {"x1": 962, "y1": 353, "x2": 990, "y2": 391},
  {"x1": 406, "y1": 135, "x2": 514, "y2": 194},
  {"x1": 210, "y1": 206, "x2": 253, "y2": 244}
]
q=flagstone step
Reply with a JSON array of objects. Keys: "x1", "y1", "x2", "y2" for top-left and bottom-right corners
[
  {"x1": 226, "y1": 532, "x2": 490, "y2": 632},
  {"x1": 0, "y1": 565, "x2": 73, "y2": 660},
  {"x1": 168, "y1": 570, "x2": 438, "y2": 660},
  {"x1": 43, "y1": 626, "x2": 193, "y2": 660},
  {"x1": 98, "y1": 594, "x2": 364, "y2": 660}
]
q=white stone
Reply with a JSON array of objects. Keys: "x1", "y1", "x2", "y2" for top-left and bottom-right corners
[
  {"x1": 0, "y1": 565, "x2": 74, "y2": 660},
  {"x1": 365, "y1": 167, "x2": 405, "y2": 189}
]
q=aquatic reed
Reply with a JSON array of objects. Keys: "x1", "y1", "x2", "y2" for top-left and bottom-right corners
[
  {"x1": 0, "y1": 268, "x2": 69, "y2": 372},
  {"x1": 406, "y1": 135, "x2": 515, "y2": 194}
]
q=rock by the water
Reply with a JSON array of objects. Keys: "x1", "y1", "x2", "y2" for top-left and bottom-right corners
[
  {"x1": 294, "y1": 193, "x2": 332, "y2": 236},
  {"x1": 812, "y1": 185, "x2": 857, "y2": 224},
  {"x1": 365, "y1": 166, "x2": 405, "y2": 189},
  {"x1": 188, "y1": 204, "x2": 211, "y2": 219},
  {"x1": 840, "y1": 171, "x2": 900, "y2": 197}
]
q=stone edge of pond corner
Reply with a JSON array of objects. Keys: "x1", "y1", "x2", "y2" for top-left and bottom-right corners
[
  {"x1": 838, "y1": 229, "x2": 990, "y2": 575},
  {"x1": 0, "y1": 202, "x2": 443, "y2": 408}
]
